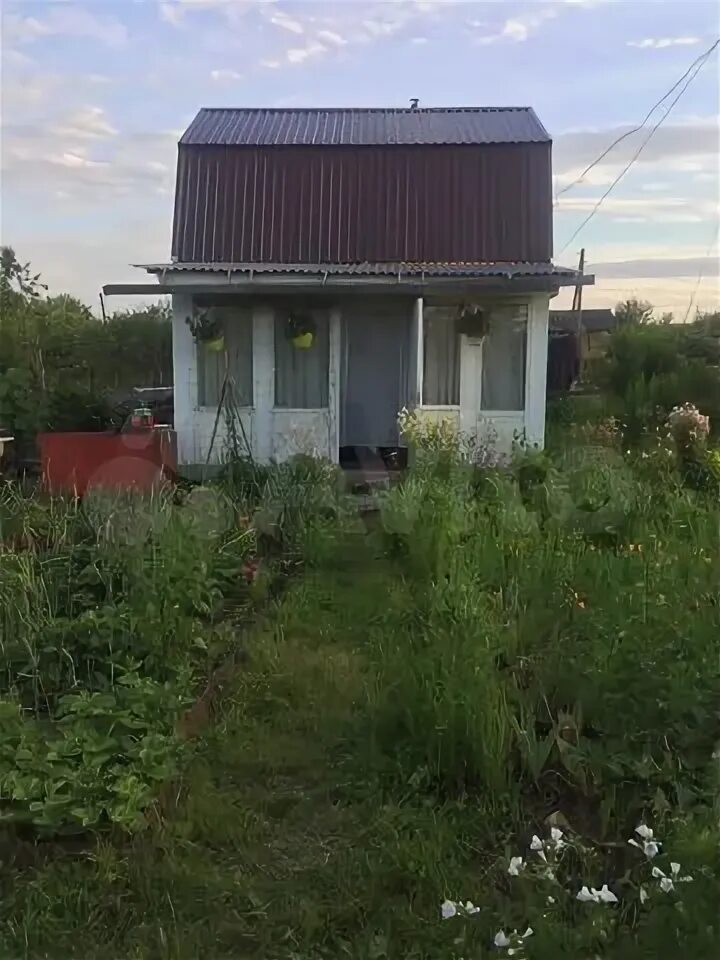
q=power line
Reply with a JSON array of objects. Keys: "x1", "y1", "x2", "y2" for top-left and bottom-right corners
[
  {"x1": 558, "y1": 38, "x2": 720, "y2": 198},
  {"x1": 682, "y1": 222, "x2": 720, "y2": 323},
  {"x1": 557, "y1": 43, "x2": 719, "y2": 257}
]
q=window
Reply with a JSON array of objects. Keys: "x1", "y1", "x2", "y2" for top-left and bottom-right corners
[
  {"x1": 422, "y1": 307, "x2": 460, "y2": 405},
  {"x1": 197, "y1": 307, "x2": 253, "y2": 407},
  {"x1": 480, "y1": 305, "x2": 528, "y2": 411},
  {"x1": 274, "y1": 311, "x2": 329, "y2": 408}
]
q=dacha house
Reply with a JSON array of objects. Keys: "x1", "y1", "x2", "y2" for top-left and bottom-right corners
[{"x1": 104, "y1": 105, "x2": 592, "y2": 470}]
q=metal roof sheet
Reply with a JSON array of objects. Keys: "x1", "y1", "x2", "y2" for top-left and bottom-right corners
[
  {"x1": 550, "y1": 309, "x2": 617, "y2": 333},
  {"x1": 140, "y1": 260, "x2": 582, "y2": 280},
  {"x1": 179, "y1": 107, "x2": 550, "y2": 146}
]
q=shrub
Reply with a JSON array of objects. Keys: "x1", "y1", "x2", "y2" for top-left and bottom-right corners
[{"x1": 0, "y1": 486, "x2": 255, "y2": 833}]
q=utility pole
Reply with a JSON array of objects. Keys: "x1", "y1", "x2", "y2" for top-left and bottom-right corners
[{"x1": 571, "y1": 248, "x2": 585, "y2": 381}]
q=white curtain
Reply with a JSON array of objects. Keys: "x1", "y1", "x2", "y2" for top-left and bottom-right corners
[
  {"x1": 481, "y1": 306, "x2": 528, "y2": 411},
  {"x1": 274, "y1": 311, "x2": 329, "y2": 408},
  {"x1": 422, "y1": 307, "x2": 460, "y2": 405},
  {"x1": 197, "y1": 307, "x2": 253, "y2": 407}
]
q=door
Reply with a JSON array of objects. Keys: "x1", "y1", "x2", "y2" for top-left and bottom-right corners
[{"x1": 341, "y1": 305, "x2": 410, "y2": 447}]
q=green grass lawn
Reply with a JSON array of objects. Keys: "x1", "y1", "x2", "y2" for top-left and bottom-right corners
[{"x1": 3, "y1": 445, "x2": 720, "y2": 960}]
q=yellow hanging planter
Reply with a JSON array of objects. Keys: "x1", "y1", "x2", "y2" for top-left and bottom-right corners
[
  {"x1": 292, "y1": 331, "x2": 314, "y2": 349},
  {"x1": 206, "y1": 336, "x2": 225, "y2": 353}
]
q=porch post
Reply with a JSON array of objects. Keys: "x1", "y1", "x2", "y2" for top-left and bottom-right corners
[
  {"x1": 411, "y1": 296, "x2": 424, "y2": 408},
  {"x1": 252, "y1": 304, "x2": 274, "y2": 463},
  {"x1": 328, "y1": 306, "x2": 341, "y2": 463},
  {"x1": 524, "y1": 294, "x2": 549, "y2": 448},
  {"x1": 171, "y1": 291, "x2": 196, "y2": 465}
]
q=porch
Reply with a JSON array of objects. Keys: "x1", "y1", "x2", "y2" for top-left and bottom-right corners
[{"x1": 170, "y1": 290, "x2": 551, "y2": 468}]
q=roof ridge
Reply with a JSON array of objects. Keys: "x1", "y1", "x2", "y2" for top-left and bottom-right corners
[{"x1": 197, "y1": 106, "x2": 535, "y2": 114}]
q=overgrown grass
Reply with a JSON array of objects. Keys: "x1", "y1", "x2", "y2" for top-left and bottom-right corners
[{"x1": 1, "y1": 444, "x2": 720, "y2": 958}]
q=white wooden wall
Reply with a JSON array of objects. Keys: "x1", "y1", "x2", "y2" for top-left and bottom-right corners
[
  {"x1": 419, "y1": 292, "x2": 550, "y2": 451},
  {"x1": 172, "y1": 291, "x2": 550, "y2": 466},
  {"x1": 172, "y1": 295, "x2": 340, "y2": 466}
]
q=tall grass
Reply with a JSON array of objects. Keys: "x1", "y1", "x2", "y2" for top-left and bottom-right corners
[{"x1": 369, "y1": 445, "x2": 720, "y2": 834}]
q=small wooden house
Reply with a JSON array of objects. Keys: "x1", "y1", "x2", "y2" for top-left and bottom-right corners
[{"x1": 105, "y1": 106, "x2": 592, "y2": 468}]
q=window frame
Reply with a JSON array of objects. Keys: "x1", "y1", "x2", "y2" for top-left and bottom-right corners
[
  {"x1": 196, "y1": 306, "x2": 254, "y2": 410},
  {"x1": 273, "y1": 309, "x2": 330, "y2": 410},
  {"x1": 421, "y1": 305, "x2": 461, "y2": 407}
]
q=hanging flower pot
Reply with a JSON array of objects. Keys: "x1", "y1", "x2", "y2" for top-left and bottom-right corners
[
  {"x1": 186, "y1": 307, "x2": 223, "y2": 346},
  {"x1": 292, "y1": 331, "x2": 314, "y2": 349},
  {"x1": 206, "y1": 335, "x2": 225, "y2": 352},
  {"x1": 456, "y1": 304, "x2": 489, "y2": 338},
  {"x1": 285, "y1": 311, "x2": 316, "y2": 348}
]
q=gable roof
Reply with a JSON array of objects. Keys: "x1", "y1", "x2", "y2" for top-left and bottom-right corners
[
  {"x1": 550, "y1": 309, "x2": 617, "y2": 333},
  {"x1": 179, "y1": 106, "x2": 550, "y2": 147}
]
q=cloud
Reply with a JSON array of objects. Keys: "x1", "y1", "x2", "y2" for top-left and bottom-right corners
[
  {"x1": 4, "y1": 5, "x2": 128, "y2": 47},
  {"x1": 158, "y1": 0, "x2": 279, "y2": 28},
  {"x1": 317, "y1": 29, "x2": 348, "y2": 46},
  {"x1": 475, "y1": 6, "x2": 557, "y2": 45},
  {"x1": 260, "y1": 58, "x2": 282, "y2": 69},
  {"x1": 561, "y1": 276, "x2": 719, "y2": 315},
  {"x1": 410, "y1": 36, "x2": 428, "y2": 44},
  {"x1": 556, "y1": 194, "x2": 718, "y2": 225},
  {"x1": 210, "y1": 68, "x2": 243, "y2": 81},
  {"x1": 269, "y1": 12, "x2": 304, "y2": 34},
  {"x1": 3, "y1": 114, "x2": 177, "y2": 204},
  {"x1": 12, "y1": 219, "x2": 173, "y2": 309},
  {"x1": 553, "y1": 117, "x2": 719, "y2": 180},
  {"x1": 52, "y1": 106, "x2": 118, "y2": 140},
  {"x1": 286, "y1": 41, "x2": 326, "y2": 64},
  {"x1": 588, "y1": 257, "x2": 719, "y2": 279},
  {"x1": 627, "y1": 36, "x2": 702, "y2": 50},
  {"x1": 3, "y1": 48, "x2": 35, "y2": 67},
  {"x1": 159, "y1": 2, "x2": 185, "y2": 27}
]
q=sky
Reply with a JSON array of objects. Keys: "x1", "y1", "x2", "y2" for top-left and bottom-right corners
[{"x1": 1, "y1": 0, "x2": 719, "y2": 317}]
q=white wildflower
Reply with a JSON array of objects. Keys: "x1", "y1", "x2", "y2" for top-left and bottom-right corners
[
  {"x1": 628, "y1": 827, "x2": 661, "y2": 858},
  {"x1": 670, "y1": 862, "x2": 693, "y2": 883},
  {"x1": 547, "y1": 895, "x2": 556, "y2": 904},
  {"x1": 441, "y1": 899, "x2": 457, "y2": 920},
  {"x1": 495, "y1": 928, "x2": 533, "y2": 955},
  {"x1": 529, "y1": 835, "x2": 544, "y2": 851},
  {"x1": 595, "y1": 884, "x2": 618, "y2": 904},
  {"x1": 576, "y1": 884, "x2": 618, "y2": 904},
  {"x1": 640, "y1": 886, "x2": 649, "y2": 904},
  {"x1": 577, "y1": 885, "x2": 597, "y2": 903},
  {"x1": 651, "y1": 862, "x2": 692, "y2": 895},
  {"x1": 508, "y1": 856, "x2": 525, "y2": 876},
  {"x1": 464, "y1": 900, "x2": 480, "y2": 915},
  {"x1": 550, "y1": 826, "x2": 565, "y2": 849}
]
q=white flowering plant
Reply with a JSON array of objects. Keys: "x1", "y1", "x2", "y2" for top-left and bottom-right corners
[{"x1": 438, "y1": 819, "x2": 706, "y2": 958}]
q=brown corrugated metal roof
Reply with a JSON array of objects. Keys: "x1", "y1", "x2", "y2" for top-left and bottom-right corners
[
  {"x1": 179, "y1": 107, "x2": 550, "y2": 146},
  {"x1": 141, "y1": 260, "x2": 584, "y2": 280}
]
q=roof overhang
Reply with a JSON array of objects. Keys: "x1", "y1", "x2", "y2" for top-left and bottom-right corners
[{"x1": 103, "y1": 262, "x2": 593, "y2": 297}]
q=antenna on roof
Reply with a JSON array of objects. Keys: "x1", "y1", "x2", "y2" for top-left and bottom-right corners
[{"x1": 409, "y1": 98, "x2": 419, "y2": 111}]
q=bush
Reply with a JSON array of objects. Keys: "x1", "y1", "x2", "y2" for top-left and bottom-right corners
[
  {"x1": 0, "y1": 486, "x2": 255, "y2": 833},
  {"x1": 592, "y1": 321, "x2": 720, "y2": 444},
  {"x1": 369, "y1": 447, "x2": 720, "y2": 832}
]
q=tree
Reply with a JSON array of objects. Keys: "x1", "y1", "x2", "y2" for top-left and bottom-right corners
[
  {"x1": 0, "y1": 245, "x2": 47, "y2": 312},
  {"x1": 615, "y1": 298, "x2": 654, "y2": 327},
  {"x1": 1, "y1": 248, "x2": 172, "y2": 452}
]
